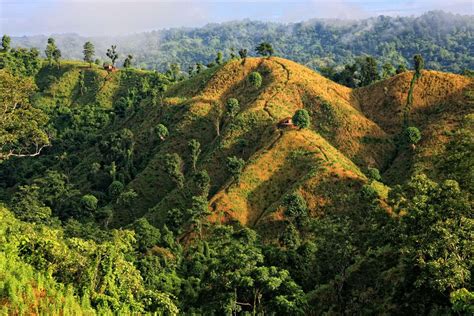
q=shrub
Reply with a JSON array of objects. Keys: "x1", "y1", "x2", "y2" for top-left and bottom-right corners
[
  {"x1": 226, "y1": 156, "x2": 245, "y2": 181},
  {"x1": 226, "y1": 98, "x2": 240, "y2": 119},
  {"x1": 404, "y1": 126, "x2": 421, "y2": 145},
  {"x1": 155, "y1": 124, "x2": 169, "y2": 141},
  {"x1": 367, "y1": 167, "x2": 382, "y2": 182},
  {"x1": 248, "y1": 71, "x2": 262, "y2": 89},
  {"x1": 292, "y1": 109, "x2": 311, "y2": 129}
]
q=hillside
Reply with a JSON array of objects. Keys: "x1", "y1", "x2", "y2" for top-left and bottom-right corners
[{"x1": 1, "y1": 54, "x2": 473, "y2": 314}]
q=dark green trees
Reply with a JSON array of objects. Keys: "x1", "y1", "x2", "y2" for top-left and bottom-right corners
[
  {"x1": 292, "y1": 109, "x2": 311, "y2": 129},
  {"x1": 106, "y1": 45, "x2": 118, "y2": 67},
  {"x1": 256, "y1": 42, "x2": 274, "y2": 57}
]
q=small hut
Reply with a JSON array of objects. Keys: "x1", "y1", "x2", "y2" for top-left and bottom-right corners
[
  {"x1": 103, "y1": 64, "x2": 117, "y2": 72},
  {"x1": 278, "y1": 117, "x2": 295, "y2": 128}
]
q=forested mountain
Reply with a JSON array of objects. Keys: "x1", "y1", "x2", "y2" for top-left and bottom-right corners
[
  {"x1": 11, "y1": 11, "x2": 474, "y2": 73},
  {"x1": 0, "y1": 35, "x2": 473, "y2": 314}
]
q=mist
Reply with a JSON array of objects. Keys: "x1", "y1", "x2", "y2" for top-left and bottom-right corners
[{"x1": 1, "y1": 0, "x2": 472, "y2": 37}]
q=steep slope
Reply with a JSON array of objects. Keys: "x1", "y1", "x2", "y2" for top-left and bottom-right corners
[
  {"x1": 355, "y1": 70, "x2": 473, "y2": 184},
  {"x1": 124, "y1": 57, "x2": 393, "y2": 227}
]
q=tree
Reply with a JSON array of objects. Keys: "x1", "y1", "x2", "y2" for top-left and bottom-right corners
[
  {"x1": 164, "y1": 153, "x2": 184, "y2": 189},
  {"x1": 11, "y1": 185, "x2": 52, "y2": 223},
  {"x1": 124, "y1": 54, "x2": 133, "y2": 68},
  {"x1": 215, "y1": 51, "x2": 223, "y2": 65},
  {"x1": 52, "y1": 48, "x2": 61, "y2": 68},
  {"x1": 396, "y1": 63, "x2": 408, "y2": 74},
  {"x1": 81, "y1": 194, "x2": 98, "y2": 214},
  {"x1": 226, "y1": 156, "x2": 245, "y2": 181},
  {"x1": 367, "y1": 167, "x2": 381, "y2": 182},
  {"x1": 256, "y1": 42, "x2": 274, "y2": 57},
  {"x1": 226, "y1": 98, "x2": 240, "y2": 119},
  {"x1": 404, "y1": 126, "x2": 421, "y2": 146},
  {"x1": 106, "y1": 45, "x2": 118, "y2": 67},
  {"x1": 249, "y1": 71, "x2": 262, "y2": 89},
  {"x1": 381, "y1": 63, "x2": 396, "y2": 79},
  {"x1": 83, "y1": 41, "x2": 95, "y2": 67},
  {"x1": 360, "y1": 56, "x2": 379, "y2": 86},
  {"x1": 45, "y1": 37, "x2": 57, "y2": 66},
  {"x1": 1, "y1": 34, "x2": 11, "y2": 52},
  {"x1": 414, "y1": 54, "x2": 424, "y2": 78},
  {"x1": 168, "y1": 63, "x2": 181, "y2": 81},
  {"x1": 188, "y1": 139, "x2": 201, "y2": 172},
  {"x1": 0, "y1": 71, "x2": 50, "y2": 161},
  {"x1": 292, "y1": 109, "x2": 311, "y2": 129},
  {"x1": 238, "y1": 49, "x2": 248, "y2": 59},
  {"x1": 283, "y1": 192, "x2": 308, "y2": 228},
  {"x1": 155, "y1": 124, "x2": 169, "y2": 141}
]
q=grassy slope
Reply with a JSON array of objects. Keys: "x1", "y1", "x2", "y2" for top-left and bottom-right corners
[
  {"x1": 355, "y1": 70, "x2": 473, "y2": 184},
  {"x1": 32, "y1": 58, "x2": 473, "y2": 230}
]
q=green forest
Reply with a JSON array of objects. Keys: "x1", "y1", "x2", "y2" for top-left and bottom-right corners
[
  {"x1": 0, "y1": 22, "x2": 473, "y2": 315},
  {"x1": 11, "y1": 11, "x2": 474, "y2": 73}
]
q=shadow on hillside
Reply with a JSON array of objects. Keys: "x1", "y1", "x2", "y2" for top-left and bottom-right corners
[
  {"x1": 35, "y1": 64, "x2": 75, "y2": 92},
  {"x1": 245, "y1": 150, "x2": 316, "y2": 227}
]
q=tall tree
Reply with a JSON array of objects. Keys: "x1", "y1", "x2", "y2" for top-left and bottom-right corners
[
  {"x1": 360, "y1": 56, "x2": 380, "y2": 86},
  {"x1": 1, "y1": 34, "x2": 11, "y2": 52},
  {"x1": 0, "y1": 71, "x2": 50, "y2": 160},
  {"x1": 83, "y1": 41, "x2": 95, "y2": 67},
  {"x1": 45, "y1": 37, "x2": 57, "y2": 66},
  {"x1": 106, "y1": 45, "x2": 118, "y2": 67},
  {"x1": 52, "y1": 48, "x2": 61, "y2": 68},
  {"x1": 256, "y1": 42, "x2": 274, "y2": 57},
  {"x1": 123, "y1": 54, "x2": 133, "y2": 68},
  {"x1": 414, "y1": 54, "x2": 424, "y2": 78}
]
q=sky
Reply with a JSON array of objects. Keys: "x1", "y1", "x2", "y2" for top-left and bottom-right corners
[{"x1": 1, "y1": 0, "x2": 473, "y2": 36}]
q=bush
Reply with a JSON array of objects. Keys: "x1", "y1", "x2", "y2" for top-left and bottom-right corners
[
  {"x1": 404, "y1": 126, "x2": 421, "y2": 145},
  {"x1": 81, "y1": 194, "x2": 98, "y2": 212},
  {"x1": 367, "y1": 167, "x2": 382, "y2": 182},
  {"x1": 108, "y1": 180, "x2": 124, "y2": 199},
  {"x1": 155, "y1": 124, "x2": 169, "y2": 141},
  {"x1": 292, "y1": 109, "x2": 311, "y2": 129},
  {"x1": 226, "y1": 156, "x2": 245, "y2": 181},
  {"x1": 248, "y1": 71, "x2": 262, "y2": 89},
  {"x1": 226, "y1": 98, "x2": 240, "y2": 118}
]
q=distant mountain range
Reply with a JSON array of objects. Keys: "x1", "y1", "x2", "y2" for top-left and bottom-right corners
[{"x1": 11, "y1": 11, "x2": 474, "y2": 73}]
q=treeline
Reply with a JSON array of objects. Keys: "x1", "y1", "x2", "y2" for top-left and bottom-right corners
[{"x1": 10, "y1": 11, "x2": 474, "y2": 73}]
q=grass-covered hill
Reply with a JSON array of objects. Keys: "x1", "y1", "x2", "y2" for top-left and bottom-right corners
[
  {"x1": 11, "y1": 56, "x2": 471, "y2": 230},
  {"x1": 1, "y1": 54, "x2": 473, "y2": 314}
]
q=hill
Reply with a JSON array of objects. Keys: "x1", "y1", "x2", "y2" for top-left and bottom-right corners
[{"x1": 1, "y1": 55, "x2": 473, "y2": 314}]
